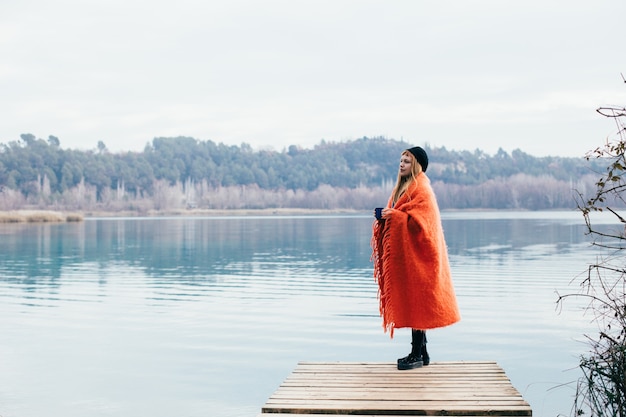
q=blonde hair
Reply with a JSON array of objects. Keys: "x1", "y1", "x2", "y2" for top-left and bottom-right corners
[{"x1": 391, "y1": 150, "x2": 423, "y2": 204}]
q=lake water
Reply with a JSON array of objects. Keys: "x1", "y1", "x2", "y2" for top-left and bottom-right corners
[{"x1": 0, "y1": 211, "x2": 614, "y2": 417}]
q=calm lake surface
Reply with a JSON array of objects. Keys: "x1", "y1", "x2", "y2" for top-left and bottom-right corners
[{"x1": 0, "y1": 211, "x2": 614, "y2": 417}]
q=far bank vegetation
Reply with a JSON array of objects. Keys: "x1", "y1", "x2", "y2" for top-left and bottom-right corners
[
  {"x1": 0, "y1": 210, "x2": 83, "y2": 223},
  {"x1": 0, "y1": 135, "x2": 605, "y2": 214}
]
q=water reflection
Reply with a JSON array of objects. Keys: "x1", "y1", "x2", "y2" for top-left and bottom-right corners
[{"x1": 0, "y1": 212, "x2": 600, "y2": 315}]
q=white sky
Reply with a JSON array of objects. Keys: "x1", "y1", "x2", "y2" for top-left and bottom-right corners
[{"x1": 1, "y1": 0, "x2": 625, "y2": 157}]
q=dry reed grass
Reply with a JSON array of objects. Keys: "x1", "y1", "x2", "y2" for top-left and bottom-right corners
[
  {"x1": 0, "y1": 212, "x2": 24, "y2": 223},
  {"x1": 65, "y1": 213, "x2": 84, "y2": 222},
  {"x1": 0, "y1": 210, "x2": 84, "y2": 223}
]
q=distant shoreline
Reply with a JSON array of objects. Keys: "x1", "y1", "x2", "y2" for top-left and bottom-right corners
[
  {"x1": 0, "y1": 210, "x2": 85, "y2": 223},
  {"x1": 0, "y1": 208, "x2": 365, "y2": 223}
]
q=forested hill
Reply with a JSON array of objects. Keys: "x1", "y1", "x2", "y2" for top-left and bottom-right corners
[{"x1": 0, "y1": 134, "x2": 606, "y2": 211}]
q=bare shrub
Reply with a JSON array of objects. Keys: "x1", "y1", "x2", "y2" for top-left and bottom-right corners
[{"x1": 558, "y1": 82, "x2": 626, "y2": 417}]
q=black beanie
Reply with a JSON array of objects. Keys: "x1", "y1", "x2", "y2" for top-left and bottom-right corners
[{"x1": 407, "y1": 146, "x2": 428, "y2": 172}]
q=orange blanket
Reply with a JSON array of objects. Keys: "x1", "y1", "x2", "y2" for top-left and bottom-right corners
[{"x1": 371, "y1": 174, "x2": 460, "y2": 337}]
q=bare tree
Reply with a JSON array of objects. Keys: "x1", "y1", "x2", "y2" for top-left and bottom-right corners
[
  {"x1": 0, "y1": 186, "x2": 26, "y2": 210},
  {"x1": 558, "y1": 75, "x2": 626, "y2": 417}
]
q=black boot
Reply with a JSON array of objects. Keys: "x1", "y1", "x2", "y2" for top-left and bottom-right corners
[
  {"x1": 421, "y1": 332, "x2": 430, "y2": 366},
  {"x1": 397, "y1": 329, "x2": 425, "y2": 370}
]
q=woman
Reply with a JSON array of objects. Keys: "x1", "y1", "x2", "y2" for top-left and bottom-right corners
[{"x1": 371, "y1": 146, "x2": 460, "y2": 370}]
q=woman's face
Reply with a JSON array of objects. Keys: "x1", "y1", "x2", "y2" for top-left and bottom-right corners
[{"x1": 399, "y1": 152, "x2": 413, "y2": 178}]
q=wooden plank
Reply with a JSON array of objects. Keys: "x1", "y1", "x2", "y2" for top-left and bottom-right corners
[
  {"x1": 266, "y1": 390, "x2": 525, "y2": 397},
  {"x1": 260, "y1": 361, "x2": 532, "y2": 416}
]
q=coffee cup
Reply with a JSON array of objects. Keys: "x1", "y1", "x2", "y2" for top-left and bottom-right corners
[{"x1": 374, "y1": 207, "x2": 383, "y2": 220}]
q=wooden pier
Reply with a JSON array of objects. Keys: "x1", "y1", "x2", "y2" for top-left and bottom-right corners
[{"x1": 259, "y1": 361, "x2": 532, "y2": 416}]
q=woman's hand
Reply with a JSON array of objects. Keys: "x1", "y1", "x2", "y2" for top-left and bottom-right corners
[
  {"x1": 381, "y1": 208, "x2": 393, "y2": 219},
  {"x1": 374, "y1": 207, "x2": 395, "y2": 220}
]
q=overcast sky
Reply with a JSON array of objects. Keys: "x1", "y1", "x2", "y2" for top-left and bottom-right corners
[{"x1": 1, "y1": 0, "x2": 625, "y2": 157}]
